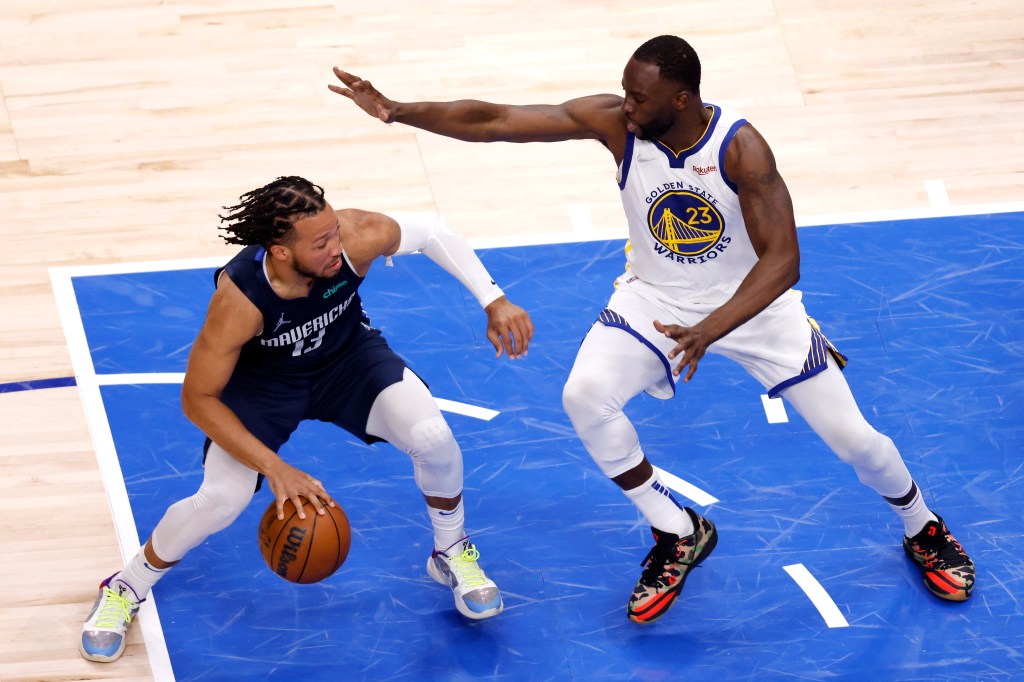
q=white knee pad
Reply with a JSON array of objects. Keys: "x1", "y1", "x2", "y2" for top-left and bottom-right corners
[
  {"x1": 150, "y1": 443, "x2": 258, "y2": 562},
  {"x1": 405, "y1": 416, "x2": 462, "y2": 499},
  {"x1": 366, "y1": 373, "x2": 465, "y2": 499}
]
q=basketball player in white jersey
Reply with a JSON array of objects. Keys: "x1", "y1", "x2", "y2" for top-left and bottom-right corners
[{"x1": 330, "y1": 35, "x2": 975, "y2": 623}]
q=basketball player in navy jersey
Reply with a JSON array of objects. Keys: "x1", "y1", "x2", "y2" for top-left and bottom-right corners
[
  {"x1": 329, "y1": 35, "x2": 975, "y2": 624},
  {"x1": 80, "y1": 176, "x2": 533, "y2": 662}
]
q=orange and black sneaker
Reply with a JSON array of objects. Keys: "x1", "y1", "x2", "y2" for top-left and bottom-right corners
[
  {"x1": 903, "y1": 514, "x2": 975, "y2": 602},
  {"x1": 628, "y1": 507, "x2": 717, "y2": 624}
]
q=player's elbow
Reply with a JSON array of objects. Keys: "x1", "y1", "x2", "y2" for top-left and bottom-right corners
[
  {"x1": 180, "y1": 384, "x2": 208, "y2": 426},
  {"x1": 785, "y1": 255, "x2": 800, "y2": 287},
  {"x1": 180, "y1": 387, "x2": 198, "y2": 423}
]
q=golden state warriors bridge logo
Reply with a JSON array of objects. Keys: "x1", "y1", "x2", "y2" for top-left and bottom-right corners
[{"x1": 648, "y1": 191, "x2": 724, "y2": 258}]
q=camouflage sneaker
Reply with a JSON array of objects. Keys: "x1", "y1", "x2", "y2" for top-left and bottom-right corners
[
  {"x1": 628, "y1": 507, "x2": 717, "y2": 624},
  {"x1": 903, "y1": 514, "x2": 975, "y2": 601}
]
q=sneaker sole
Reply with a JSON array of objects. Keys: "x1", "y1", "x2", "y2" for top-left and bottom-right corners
[
  {"x1": 79, "y1": 639, "x2": 126, "y2": 663},
  {"x1": 426, "y1": 556, "x2": 504, "y2": 620},
  {"x1": 629, "y1": 520, "x2": 719, "y2": 624}
]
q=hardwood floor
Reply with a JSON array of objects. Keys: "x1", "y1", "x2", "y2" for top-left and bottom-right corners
[{"x1": 1, "y1": 2, "x2": 1020, "y2": 679}]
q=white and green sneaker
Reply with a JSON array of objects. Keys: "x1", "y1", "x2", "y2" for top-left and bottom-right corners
[
  {"x1": 80, "y1": 574, "x2": 142, "y2": 662},
  {"x1": 426, "y1": 539, "x2": 503, "y2": 619}
]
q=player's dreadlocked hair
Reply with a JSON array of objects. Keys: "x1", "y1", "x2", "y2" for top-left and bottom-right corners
[
  {"x1": 218, "y1": 176, "x2": 327, "y2": 246},
  {"x1": 633, "y1": 35, "x2": 701, "y2": 95}
]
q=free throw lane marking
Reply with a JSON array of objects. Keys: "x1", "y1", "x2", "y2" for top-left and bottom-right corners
[
  {"x1": 654, "y1": 467, "x2": 719, "y2": 506},
  {"x1": 761, "y1": 394, "x2": 789, "y2": 423},
  {"x1": 783, "y1": 564, "x2": 849, "y2": 628},
  {"x1": 92, "y1": 373, "x2": 499, "y2": 421}
]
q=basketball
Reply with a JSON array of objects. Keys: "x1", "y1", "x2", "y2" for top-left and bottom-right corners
[{"x1": 257, "y1": 498, "x2": 351, "y2": 584}]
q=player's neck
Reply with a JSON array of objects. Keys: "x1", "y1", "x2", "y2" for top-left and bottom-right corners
[
  {"x1": 265, "y1": 256, "x2": 315, "y2": 299},
  {"x1": 657, "y1": 104, "x2": 713, "y2": 154}
]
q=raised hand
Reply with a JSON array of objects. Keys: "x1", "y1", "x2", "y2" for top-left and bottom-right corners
[{"x1": 328, "y1": 67, "x2": 397, "y2": 123}]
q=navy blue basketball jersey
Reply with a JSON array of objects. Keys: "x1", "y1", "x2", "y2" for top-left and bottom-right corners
[{"x1": 216, "y1": 245, "x2": 371, "y2": 372}]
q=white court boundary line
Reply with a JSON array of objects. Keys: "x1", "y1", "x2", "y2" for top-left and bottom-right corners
[
  {"x1": 783, "y1": 564, "x2": 849, "y2": 628},
  {"x1": 49, "y1": 269, "x2": 176, "y2": 682},
  {"x1": 46, "y1": 200, "x2": 1024, "y2": 675}
]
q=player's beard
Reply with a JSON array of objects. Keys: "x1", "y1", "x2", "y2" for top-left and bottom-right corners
[
  {"x1": 293, "y1": 255, "x2": 339, "y2": 280},
  {"x1": 635, "y1": 113, "x2": 674, "y2": 141}
]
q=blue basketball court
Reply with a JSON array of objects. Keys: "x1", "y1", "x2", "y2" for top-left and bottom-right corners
[{"x1": 52, "y1": 211, "x2": 1024, "y2": 680}]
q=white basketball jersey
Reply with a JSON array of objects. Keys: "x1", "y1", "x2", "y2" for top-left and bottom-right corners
[{"x1": 616, "y1": 104, "x2": 772, "y2": 307}]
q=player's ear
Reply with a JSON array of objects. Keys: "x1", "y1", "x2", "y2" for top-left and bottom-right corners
[
  {"x1": 267, "y1": 243, "x2": 290, "y2": 261},
  {"x1": 673, "y1": 90, "x2": 691, "y2": 110}
]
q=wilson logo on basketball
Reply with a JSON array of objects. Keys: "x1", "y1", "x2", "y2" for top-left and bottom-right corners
[
  {"x1": 275, "y1": 526, "x2": 308, "y2": 578},
  {"x1": 692, "y1": 165, "x2": 716, "y2": 175}
]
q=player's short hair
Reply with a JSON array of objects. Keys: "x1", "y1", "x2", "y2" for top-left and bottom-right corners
[
  {"x1": 219, "y1": 176, "x2": 327, "y2": 247},
  {"x1": 632, "y1": 35, "x2": 701, "y2": 95}
]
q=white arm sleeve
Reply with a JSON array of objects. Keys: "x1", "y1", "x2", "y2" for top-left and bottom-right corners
[{"x1": 386, "y1": 211, "x2": 505, "y2": 308}]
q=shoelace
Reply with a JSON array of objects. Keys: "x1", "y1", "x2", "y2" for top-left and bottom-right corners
[
  {"x1": 449, "y1": 545, "x2": 489, "y2": 588},
  {"x1": 638, "y1": 544, "x2": 682, "y2": 589},
  {"x1": 913, "y1": 531, "x2": 969, "y2": 569},
  {"x1": 93, "y1": 587, "x2": 137, "y2": 629}
]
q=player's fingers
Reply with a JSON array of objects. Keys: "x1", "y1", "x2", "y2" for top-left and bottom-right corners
[
  {"x1": 654, "y1": 319, "x2": 674, "y2": 335},
  {"x1": 290, "y1": 493, "x2": 308, "y2": 520},
  {"x1": 332, "y1": 66, "x2": 357, "y2": 84},
  {"x1": 486, "y1": 327, "x2": 504, "y2": 358},
  {"x1": 305, "y1": 492, "x2": 327, "y2": 516},
  {"x1": 667, "y1": 337, "x2": 689, "y2": 360},
  {"x1": 673, "y1": 344, "x2": 695, "y2": 376},
  {"x1": 683, "y1": 356, "x2": 700, "y2": 383},
  {"x1": 306, "y1": 481, "x2": 329, "y2": 515},
  {"x1": 312, "y1": 480, "x2": 337, "y2": 507},
  {"x1": 498, "y1": 327, "x2": 517, "y2": 358},
  {"x1": 327, "y1": 84, "x2": 353, "y2": 98},
  {"x1": 516, "y1": 315, "x2": 534, "y2": 347},
  {"x1": 275, "y1": 496, "x2": 287, "y2": 521},
  {"x1": 514, "y1": 320, "x2": 531, "y2": 355}
]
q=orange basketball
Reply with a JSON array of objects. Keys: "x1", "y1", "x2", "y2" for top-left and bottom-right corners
[{"x1": 257, "y1": 498, "x2": 351, "y2": 584}]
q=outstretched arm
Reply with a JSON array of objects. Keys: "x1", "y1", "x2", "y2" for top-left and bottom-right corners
[
  {"x1": 329, "y1": 67, "x2": 626, "y2": 153},
  {"x1": 655, "y1": 124, "x2": 800, "y2": 382},
  {"x1": 340, "y1": 210, "x2": 534, "y2": 358}
]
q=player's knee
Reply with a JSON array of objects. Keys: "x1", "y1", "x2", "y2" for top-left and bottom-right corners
[
  {"x1": 835, "y1": 427, "x2": 895, "y2": 474},
  {"x1": 408, "y1": 416, "x2": 454, "y2": 453},
  {"x1": 193, "y1": 484, "x2": 251, "y2": 532},
  {"x1": 562, "y1": 372, "x2": 613, "y2": 424},
  {"x1": 406, "y1": 417, "x2": 462, "y2": 498}
]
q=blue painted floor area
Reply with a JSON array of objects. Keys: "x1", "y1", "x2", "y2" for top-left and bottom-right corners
[{"x1": 73, "y1": 213, "x2": 1024, "y2": 681}]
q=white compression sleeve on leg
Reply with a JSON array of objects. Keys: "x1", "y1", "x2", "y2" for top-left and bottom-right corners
[{"x1": 386, "y1": 212, "x2": 505, "y2": 308}]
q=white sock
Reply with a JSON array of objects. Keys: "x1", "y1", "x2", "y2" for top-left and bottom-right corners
[
  {"x1": 428, "y1": 500, "x2": 466, "y2": 552},
  {"x1": 623, "y1": 472, "x2": 694, "y2": 537},
  {"x1": 112, "y1": 546, "x2": 169, "y2": 601},
  {"x1": 883, "y1": 480, "x2": 937, "y2": 537}
]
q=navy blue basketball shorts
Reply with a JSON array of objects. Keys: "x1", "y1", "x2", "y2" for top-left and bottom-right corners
[{"x1": 204, "y1": 327, "x2": 409, "y2": 489}]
